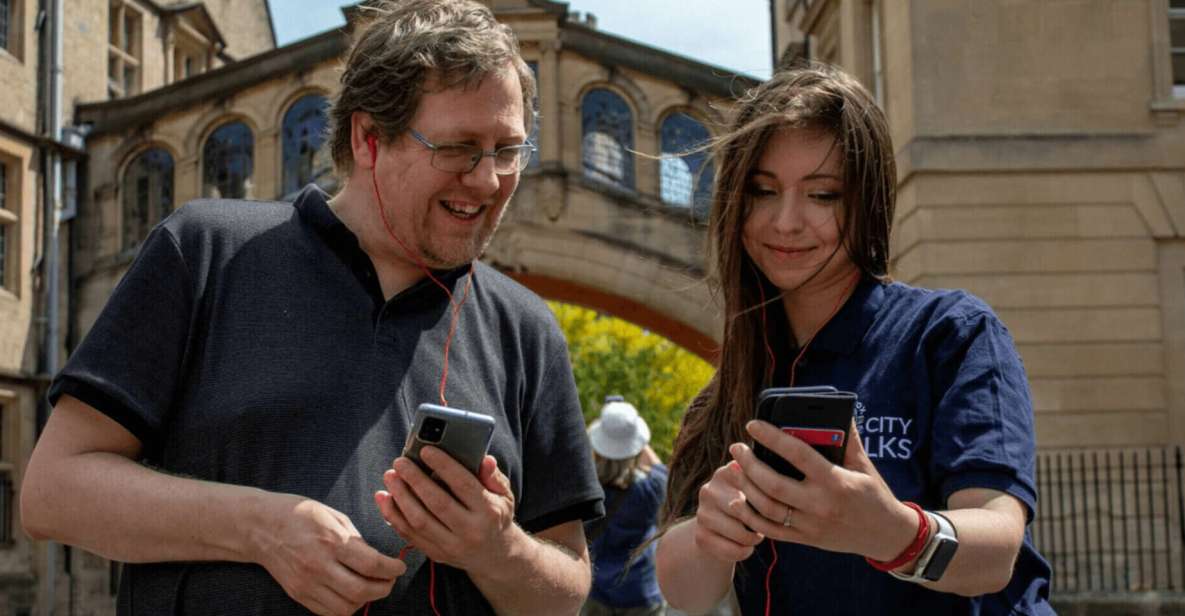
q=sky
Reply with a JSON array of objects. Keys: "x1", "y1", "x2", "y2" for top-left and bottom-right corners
[{"x1": 266, "y1": 0, "x2": 773, "y2": 80}]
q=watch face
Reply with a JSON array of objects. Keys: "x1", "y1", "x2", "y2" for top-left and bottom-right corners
[{"x1": 922, "y1": 538, "x2": 958, "y2": 582}]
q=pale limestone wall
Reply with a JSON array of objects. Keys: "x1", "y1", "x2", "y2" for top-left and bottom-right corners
[
  {"x1": 892, "y1": 172, "x2": 1182, "y2": 449},
  {"x1": 0, "y1": 135, "x2": 39, "y2": 376},
  {"x1": 63, "y1": 0, "x2": 111, "y2": 108},
  {"x1": 907, "y1": 1, "x2": 1158, "y2": 136},
  {"x1": 0, "y1": 379, "x2": 42, "y2": 614},
  {"x1": 201, "y1": 0, "x2": 274, "y2": 59},
  {"x1": 0, "y1": 0, "x2": 37, "y2": 132}
]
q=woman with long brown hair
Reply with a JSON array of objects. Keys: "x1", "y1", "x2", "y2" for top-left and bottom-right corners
[{"x1": 654, "y1": 64, "x2": 1053, "y2": 615}]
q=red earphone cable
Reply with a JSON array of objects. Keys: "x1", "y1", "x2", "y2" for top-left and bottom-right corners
[
  {"x1": 364, "y1": 136, "x2": 468, "y2": 615},
  {"x1": 368, "y1": 136, "x2": 473, "y2": 406},
  {"x1": 759, "y1": 271, "x2": 861, "y2": 615}
]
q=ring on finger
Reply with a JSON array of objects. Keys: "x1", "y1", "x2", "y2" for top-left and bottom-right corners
[{"x1": 781, "y1": 506, "x2": 793, "y2": 527}]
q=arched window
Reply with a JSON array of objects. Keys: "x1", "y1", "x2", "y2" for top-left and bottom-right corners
[
  {"x1": 660, "y1": 112, "x2": 714, "y2": 218},
  {"x1": 281, "y1": 94, "x2": 331, "y2": 198},
  {"x1": 202, "y1": 121, "x2": 254, "y2": 199},
  {"x1": 581, "y1": 88, "x2": 634, "y2": 190},
  {"x1": 121, "y1": 147, "x2": 174, "y2": 251}
]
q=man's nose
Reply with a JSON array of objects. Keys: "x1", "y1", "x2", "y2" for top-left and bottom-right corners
[{"x1": 461, "y1": 154, "x2": 501, "y2": 195}]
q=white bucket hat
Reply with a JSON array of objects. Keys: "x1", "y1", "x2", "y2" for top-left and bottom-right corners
[{"x1": 588, "y1": 397, "x2": 650, "y2": 460}]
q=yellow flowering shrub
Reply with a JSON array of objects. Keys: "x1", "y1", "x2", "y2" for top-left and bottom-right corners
[{"x1": 548, "y1": 301, "x2": 715, "y2": 459}]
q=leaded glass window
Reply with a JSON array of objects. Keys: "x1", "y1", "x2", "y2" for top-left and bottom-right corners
[
  {"x1": 660, "y1": 112, "x2": 714, "y2": 219},
  {"x1": 202, "y1": 121, "x2": 254, "y2": 199},
  {"x1": 581, "y1": 88, "x2": 634, "y2": 190},
  {"x1": 121, "y1": 148, "x2": 174, "y2": 251},
  {"x1": 0, "y1": 0, "x2": 11, "y2": 52},
  {"x1": 527, "y1": 62, "x2": 540, "y2": 168},
  {"x1": 281, "y1": 94, "x2": 330, "y2": 199},
  {"x1": 1173, "y1": 0, "x2": 1185, "y2": 95},
  {"x1": 0, "y1": 161, "x2": 6, "y2": 284}
]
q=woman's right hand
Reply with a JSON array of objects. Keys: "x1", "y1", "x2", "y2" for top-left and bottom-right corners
[{"x1": 693, "y1": 458, "x2": 767, "y2": 563}]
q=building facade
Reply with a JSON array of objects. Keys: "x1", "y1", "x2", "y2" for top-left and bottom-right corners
[
  {"x1": 771, "y1": 0, "x2": 1185, "y2": 601},
  {"x1": 1, "y1": 1, "x2": 275, "y2": 612}
]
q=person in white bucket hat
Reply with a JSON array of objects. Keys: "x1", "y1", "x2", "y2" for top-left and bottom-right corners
[{"x1": 582, "y1": 396, "x2": 668, "y2": 616}]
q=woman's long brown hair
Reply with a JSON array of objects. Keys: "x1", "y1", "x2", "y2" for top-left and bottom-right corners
[{"x1": 660, "y1": 64, "x2": 897, "y2": 528}]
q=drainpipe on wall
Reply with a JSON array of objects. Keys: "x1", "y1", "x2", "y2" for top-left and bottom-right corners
[{"x1": 39, "y1": 0, "x2": 64, "y2": 612}]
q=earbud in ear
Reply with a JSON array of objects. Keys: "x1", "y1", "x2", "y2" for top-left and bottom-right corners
[{"x1": 366, "y1": 135, "x2": 377, "y2": 165}]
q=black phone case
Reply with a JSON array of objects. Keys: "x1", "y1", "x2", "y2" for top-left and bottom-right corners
[
  {"x1": 403, "y1": 403, "x2": 496, "y2": 476},
  {"x1": 754, "y1": 387, "x2": 856, "y2": 480}
]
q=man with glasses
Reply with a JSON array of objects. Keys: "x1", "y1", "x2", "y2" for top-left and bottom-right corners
[{"x1": 22, "y1": 1, "x2": 604, "y2": 615}]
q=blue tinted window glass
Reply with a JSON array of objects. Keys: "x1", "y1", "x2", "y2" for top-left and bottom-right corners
[
  {"x1": 121, "y1": 148, "x2": 174, "y2": 251},
  {"x1": 581, "y1": 88, "x2": 634, "y2": 190},
  {"x1": 202, "y1": 121, "x2": 254, "y2": 199},
  {"x1": 660, "y1": 112, "x2": 713, "y2": 219},
  {"x1": 527, "y1": 62, "x2": 540, "y2": 168},
  {"x1": 281, "y1": 94, "x2": 331, "y2": 198}
]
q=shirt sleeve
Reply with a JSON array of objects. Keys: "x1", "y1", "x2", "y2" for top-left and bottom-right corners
[
  {"x1": 47, "y1": 225, "x2": 194, "y2": 455},
  {"x1": 516, "y1": 330, "x2": 605, "y2": 534},
  {"x1": 926, "y1": 309, "x2": 1039, "y2": 519}
]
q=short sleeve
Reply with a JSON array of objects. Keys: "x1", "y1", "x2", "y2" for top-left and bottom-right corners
[
  {"x1": 516, "y1": 332, "x2": 604, "y2": 534},
  {"x1": 47, "y1": 225, "x2": 194, "y2": 453},
  {"x1": 927, "y1": 310, "x2": 1039, "y2": 518}
]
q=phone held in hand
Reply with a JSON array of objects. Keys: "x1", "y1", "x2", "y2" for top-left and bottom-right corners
[
  {"x1": 754, "y1": 386, "x2": 856, "y2": 480},
  {"x1": 402, "y1": 403, "x2": 496, "y2": 476}
]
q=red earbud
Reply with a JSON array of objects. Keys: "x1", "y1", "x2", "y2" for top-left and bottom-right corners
[{"x1": 367, "y1": 134, "x2": 377, "y2": 165}]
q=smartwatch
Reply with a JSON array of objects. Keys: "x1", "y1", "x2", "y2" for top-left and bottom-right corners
[{"x1": 890, "y1": 511, "x2": 959, "y2": 583}]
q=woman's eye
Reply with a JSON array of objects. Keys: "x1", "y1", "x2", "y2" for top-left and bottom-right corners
[
  {"x1": 746, "y1": 185, "x2": 777, "y2": 199},
  {"x1": 809, "y1": 191, "x2": 842, "y2": 202}
]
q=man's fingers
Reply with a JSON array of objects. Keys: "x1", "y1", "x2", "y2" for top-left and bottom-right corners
[
  {"x1": 478, "y1": 455, "x2": 511, "y2": 496},
  {"x1": 419, "y1": 447, "x2": 486, "y2": 511},
  {"x1": 388, "y1": 460, "x2": 457, "y2": 549},
  {"x1": 337, "y1": 532, "x2": 407, "y2": 581}
]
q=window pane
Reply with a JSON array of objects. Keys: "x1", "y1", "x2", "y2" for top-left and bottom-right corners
[
  {"x1": 281, "y1": 95, "x2": 330, "y2": 199},
  {"x1": 109, "y1": 4, "x2": 119, "y2": 46},
  {"x1": 124, "y1": 66, "x2": 136, "y2": 95},
  {"x1": 660, "y1": 112, "x2": 714, "y2": 219},
  {"x1": 0, "y1": 224, "x2": 6, "y2": 286},
  {"x1": 122, "y1": 148, "x2": 174, "y2": 250},
  {"x1": 1174, "y1": 52, "x2": 1185, "y2": 86},
  {"x1": 1172, "y1": 16, "x2": 1185, "y2": 46},
  {"x1": 1172, "y1": 0, "x2": 1185, "y2": 9},
  {"x1": 203, "y1": 122, "x2": 254, "y2": 199},
  {"x1": 581, "y1": 89, "x2": 634, "y2": 189},
  {"x1": 0, "y1": 0, "x2": 10, "y2": 52},
  {"x1": 527, "y1": 62, "x2": 540, "y2": 168}
]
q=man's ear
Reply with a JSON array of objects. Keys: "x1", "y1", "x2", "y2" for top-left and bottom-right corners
[{"x1": 349, "y1": 111, "x2": 377, "y2": 170}]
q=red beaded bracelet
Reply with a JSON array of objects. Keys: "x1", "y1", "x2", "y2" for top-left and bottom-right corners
[{"x1": 865, "y1": 501, "x2": 930, "y2": 572}]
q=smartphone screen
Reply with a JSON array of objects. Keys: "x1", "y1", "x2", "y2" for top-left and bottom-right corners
[{"x1": 754, "y1": 387, "x2": 855, "y2": 480}]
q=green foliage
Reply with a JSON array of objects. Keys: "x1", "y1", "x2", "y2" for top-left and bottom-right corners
[{"x1": 548, "y1": 301, "x2": 715, "y2": 459}]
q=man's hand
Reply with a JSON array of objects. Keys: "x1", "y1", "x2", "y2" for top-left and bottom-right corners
[
  {"x1": 374, "y1": 446, "x2": 522, "y2": 575},
  {"x1": 253, "y1": 494, "x2": 407, "y2": 616}
]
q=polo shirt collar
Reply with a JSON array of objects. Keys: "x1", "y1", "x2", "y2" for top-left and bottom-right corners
[
  {"x1": 292, "y1": 184, "x2": 472, "y2": 308},
  {"x1": 808, "y1": 275, "x2": 886, "y2": 356}
]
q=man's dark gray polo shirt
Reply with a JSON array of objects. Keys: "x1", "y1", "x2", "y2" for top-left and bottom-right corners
[{"x1": 49, "y1": 186, "x2": 604, "y2": 615}]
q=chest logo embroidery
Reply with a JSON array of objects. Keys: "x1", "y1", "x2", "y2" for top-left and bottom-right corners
[{"x1": 855, "y1": 400, "x2": 915, "y2": 460}]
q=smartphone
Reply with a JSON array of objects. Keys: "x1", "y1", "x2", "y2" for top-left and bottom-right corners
[
  {"x1": 402, "y1": 403, "x2": 496, "y2": 476},
  {"x1": 754, "y1": 387, "x2": 856, "y2": 480}
]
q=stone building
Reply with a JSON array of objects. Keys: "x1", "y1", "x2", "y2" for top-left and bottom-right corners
[
  {"x1": 1, "y1": 1, "x2": 276, "y2": 612},
  {"x1": 9, "y1": 0, "x2": 1184, "y2": 612},
  {"x1": 770, "y1": 0, "x2": 1185, "y2": 604}
]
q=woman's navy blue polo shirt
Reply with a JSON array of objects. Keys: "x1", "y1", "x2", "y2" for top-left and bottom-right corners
[{"x1": 734, "y1": 276, "x2": 1055, "y2": 615}]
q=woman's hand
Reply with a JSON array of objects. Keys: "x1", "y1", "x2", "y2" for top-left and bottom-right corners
[
  {"x1": 726, "y1": 419, "x2": 920, "y2": 562},
  {"x1": 690, "y1": 458, "x2": 768, "y2": 564}
]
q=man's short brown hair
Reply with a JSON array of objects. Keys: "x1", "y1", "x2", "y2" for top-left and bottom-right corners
[{"x1": 326, "y1": 0, "x2": 537, "y2": 174}]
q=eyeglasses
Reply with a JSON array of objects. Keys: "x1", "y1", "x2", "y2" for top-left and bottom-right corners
[{"x1": 409, "y1": 128, "x2": 536, "y2": 175}]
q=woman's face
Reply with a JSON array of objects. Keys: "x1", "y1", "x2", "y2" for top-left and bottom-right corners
[{"x1": 741, "y1": 128, "x2": 858, "y2": 295}]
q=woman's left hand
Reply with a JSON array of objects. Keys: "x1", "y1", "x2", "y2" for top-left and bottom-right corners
[{"x1": 727, "y1": 419, "x2": 920, "y2": 562}]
